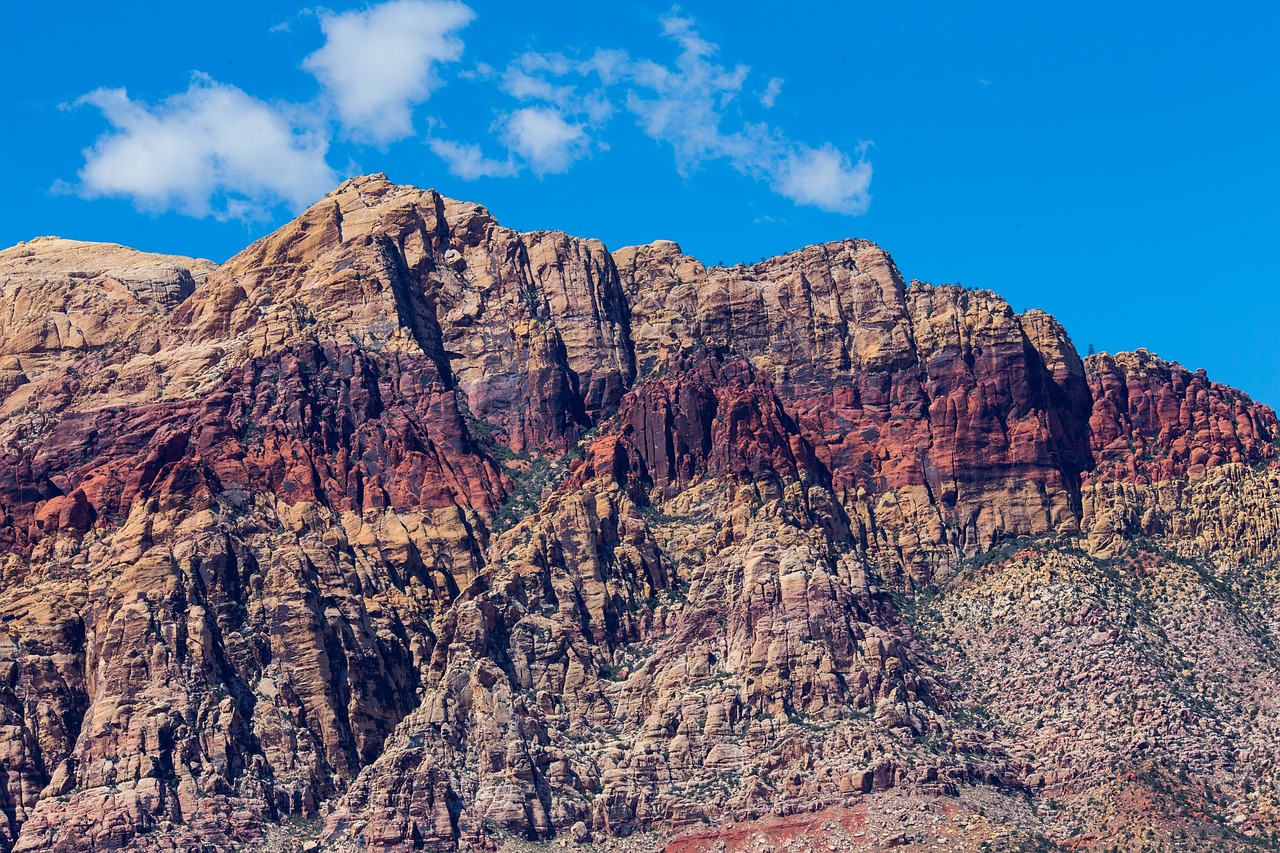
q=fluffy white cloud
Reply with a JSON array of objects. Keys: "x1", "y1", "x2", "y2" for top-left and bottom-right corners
[
  {"x1": 304, "y1": 0, "x2": 474, "y2": 145},
  {"x1": 503, "y1": 107, "x2": 588, "y2": 175},
  {"x1": 775, "y1": 144, "x2": 872, "y2": 215},
  {"x1": 431, "y1": 106, "x2": 589, "y2": 180},
  {"x1": 427, "y1": 138, "x2": 516, "y2": 179},
  {"x1": 428, "y1": 53, "x2": 606, "y2": 180},
  {"x1": 70, "y1": 76, "x2": 337, "y2": 221}
]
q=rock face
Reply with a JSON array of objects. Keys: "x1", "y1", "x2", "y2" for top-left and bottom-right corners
[
  {"x1": 1085, "y1": 348, "x2": 1276, "y2": 483},
  {"x1": 0, "y1": 237, "x2": 213, "y2": 394},
  {"x1": 0, "y1": 175, "x2": 1276, "y2": 852},
  {"x1": 617, "y1": 240, "x2": 1100, "y2": 583}
]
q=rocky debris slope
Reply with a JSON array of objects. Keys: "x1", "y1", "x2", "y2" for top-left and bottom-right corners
[
  {"x1": 911, "y1": 537, "x2": 1280, "y2": 850},
  {"x1": 0, "y1": 175, "x2": 1274, "y2": 852}
]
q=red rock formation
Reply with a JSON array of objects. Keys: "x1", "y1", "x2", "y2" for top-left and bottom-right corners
[
  {"x1": 1085, "y1": 348, "x2": 1276, "y2": 483},
  {"x1": 0, "y1": 176, "x2": 1275, "y2": 852},
  {"x1": 617, "y1": 240, "x2": 1097, "y2": 580}
]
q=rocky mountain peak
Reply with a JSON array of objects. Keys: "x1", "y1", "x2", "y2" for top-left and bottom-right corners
[{"x1": 0, "y1": 179, "x2": 1276, "y2": 852}]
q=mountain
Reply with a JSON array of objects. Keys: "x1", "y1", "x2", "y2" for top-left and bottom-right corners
[{"x1": 0, "y1": 174, "x2": 1276, "y2": 852}]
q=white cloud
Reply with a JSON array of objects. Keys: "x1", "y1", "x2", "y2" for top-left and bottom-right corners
[
  {"x1": 503, "y1": 53, "x2": 615, "y2": 124},
  {"x1": 64, "y1": 5, "x2": 872, "y2": 221},
  {"x1": 428, "y1": 138, "x2": 517, "y2": 179},
  {"x1": 503, "y1": 67, "x2": 575, "y2": 106},
  {"x1": 658, "y1": 12, "x2": 719, "y2": 59},
  {"x1": 304, "y1": 0, "x2": 474, "y2": 145},
  {"x1": 503, "y1": 107, "x2": 588, "y2": 175},
  {"x1": 628, "y1": 14, "x2": 869, "y2": 214},
  {"x1": 478, "y1": 13, "x2": 871, "y2": 214},
  {"x1": 623, "y1": 15, "x2": 751, "y2": 173},
  {"x1": 70, "y1": 76, "x2": 338, "y2": 221},
  {"x1": 760, "y1": 77, "x2": 783, "y2": 109},
  {"x1": 433, "y1": 105, "x2": 588, "y2": 179},
  {"x1": 774, "y1": 144, "x2": 872, "y2": 215}
]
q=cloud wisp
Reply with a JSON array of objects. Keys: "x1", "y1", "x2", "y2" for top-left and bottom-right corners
[
  {"x1": 426, "y1": 138, "x2": 516, "y2": 179},
  {"x1": 68, "y1": 76, "x2": 337, "y2": 222},
  {"x1": 759, "y1": 77, "x2": 784, "y2": 109},
  {"x1": 775, "y1": 144, "x2": 873, "y2": 215},
  {"x1": 433, "y1": 11, "x2": 872, "y2": 215}
]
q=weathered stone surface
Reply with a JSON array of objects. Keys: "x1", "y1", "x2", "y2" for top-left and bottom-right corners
[
  {"x1": 0, "y1": 176, "x2": 1275, "y2": 852},
  {"x1": 170, "y1": 175, "x2": 632, "y2": 453},
  {"x1": 0, "y1": 238, "x2": 210, "y2": 365},
  {"x1": 0, "y1": 358, "x2": 26, "y2": 402},
  {"x1": 325, "y1": 354, "x2": 966, "y2": 849},
  {"x1": 0, "y1": 238, "x2": 214, "y2": 423},
  {"x1": 617, "y1": 241, "x2": 1100, "y2": 582},
  {"x1": 1085, "y1": 348, "x2": 1276, "y2": 483}
]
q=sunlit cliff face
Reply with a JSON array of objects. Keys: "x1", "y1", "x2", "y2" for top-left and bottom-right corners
[{"x1": 0, "y1": 175, "x2": 1275, "y2": 853}]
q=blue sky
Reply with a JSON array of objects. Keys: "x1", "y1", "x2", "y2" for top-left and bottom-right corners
[{"x1": 3, "y1": 2, "x2": 1277, "y2": 406}]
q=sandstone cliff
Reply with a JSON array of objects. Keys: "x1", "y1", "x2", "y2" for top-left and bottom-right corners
[{"x1": 0, "y1": 175, "x2": 1275, "y2": 852}]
